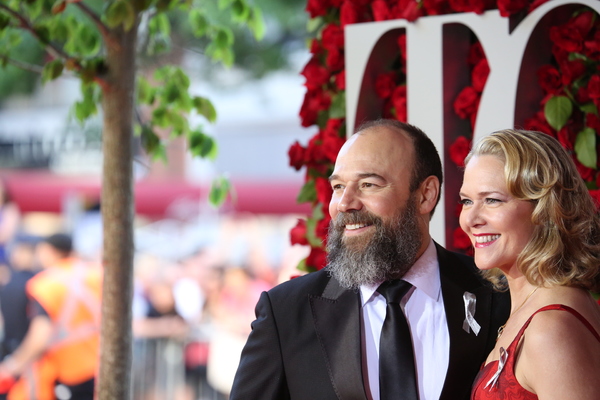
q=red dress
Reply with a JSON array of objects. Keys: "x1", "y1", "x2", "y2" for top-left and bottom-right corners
[{"x1": 471, "y1": 304, "x2": 600, "y2": 400}]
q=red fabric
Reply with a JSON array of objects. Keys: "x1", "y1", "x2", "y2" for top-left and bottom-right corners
[{"x1": 471, "y1": 304, "x2": 600, "y2": 400}]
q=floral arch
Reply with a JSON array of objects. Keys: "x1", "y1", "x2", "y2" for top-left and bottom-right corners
[{"x1": 289, "y1": 0, "x2": 600, "y2": 272}]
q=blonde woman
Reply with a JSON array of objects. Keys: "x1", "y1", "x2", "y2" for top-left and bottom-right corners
[{"x1": 459, "y1": 129, "x2": 600, "y2": 400}]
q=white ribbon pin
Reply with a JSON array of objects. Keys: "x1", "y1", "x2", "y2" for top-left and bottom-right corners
[
  {"x1": 484, "y1": 347, "x2": 508, "y2": 390},
  {"x1": 462, "y1": 292, "x2": 481, "y2": 335}
]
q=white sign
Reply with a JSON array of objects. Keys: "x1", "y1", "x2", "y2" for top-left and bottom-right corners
[{"x1": 345, "y1": 0, "x2": 600, "y2": 245}]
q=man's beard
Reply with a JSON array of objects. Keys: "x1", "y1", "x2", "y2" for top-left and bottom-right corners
[{"x1": 326, "y1": 195, "x2": 422, "y2": 290}]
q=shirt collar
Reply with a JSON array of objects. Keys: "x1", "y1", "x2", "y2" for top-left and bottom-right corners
[{"x1": 360, "y1": 239, "x2": 441, "y2": 306}]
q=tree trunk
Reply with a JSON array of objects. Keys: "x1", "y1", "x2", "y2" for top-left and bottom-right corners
[{"x1": 97, "y1": 23, "x2": 138, "y2": 400}]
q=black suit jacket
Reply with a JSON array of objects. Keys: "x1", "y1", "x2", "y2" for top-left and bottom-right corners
[{"x1": 230, "y1": 244, "x2": 510, "y2": 400}]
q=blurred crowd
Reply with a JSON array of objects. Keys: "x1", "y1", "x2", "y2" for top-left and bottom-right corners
[{"x1": 0, "y1": 178, "x2": 307, "y2": 400}]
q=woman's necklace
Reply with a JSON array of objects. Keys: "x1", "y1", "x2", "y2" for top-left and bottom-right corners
[{"x1": 496, "y1": 287, "x2": 539, "y2": 341}]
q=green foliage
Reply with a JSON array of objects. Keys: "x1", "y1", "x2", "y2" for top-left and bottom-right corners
[
  {"x1": 575, "y1": 127, "x2": 597, "y2": 169},
  {"x1": 544, "y1": 95, "x2": 573, "y2": 131},
  {"x1": 209, "y1": 175, "x2": 232, "y2": 206}
]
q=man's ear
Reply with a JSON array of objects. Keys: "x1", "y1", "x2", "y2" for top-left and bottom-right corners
[{"x1": 417, "y1": 176, "x2": 440, "y2": 216}]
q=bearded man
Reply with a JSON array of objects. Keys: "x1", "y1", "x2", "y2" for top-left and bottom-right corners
[{"x1": 230, "y1": 119, "x2": 509, "y2": 400}]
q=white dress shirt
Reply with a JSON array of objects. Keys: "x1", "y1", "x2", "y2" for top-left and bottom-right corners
[{"x1": 360, "y1": 239, "x2": 449, "y2": 400}]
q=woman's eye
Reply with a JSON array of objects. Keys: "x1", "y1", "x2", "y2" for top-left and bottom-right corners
[
  {"x1": 485, "y1": 198, "x2": 501, "y2": 204},
  {"x1": 458, "y1": 198, "x2": 472, "y2": 206}
]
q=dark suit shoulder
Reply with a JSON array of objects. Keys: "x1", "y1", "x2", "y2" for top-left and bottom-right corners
[
  {"x1": 267, "y1": 269, "x2": 332, "y2": 303},
  {"x1": 435, "y1": 244, "x2": 490, "y2": 291}
]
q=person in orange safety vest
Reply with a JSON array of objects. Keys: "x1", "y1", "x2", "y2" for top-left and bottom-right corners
[{"x1": 0, "y1": 233, "x2": 102, "y2": 400}]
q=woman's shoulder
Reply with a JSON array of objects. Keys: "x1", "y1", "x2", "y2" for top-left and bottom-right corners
[{"x1": 518, "y1": 299, "x2": 600, "y2": 398}]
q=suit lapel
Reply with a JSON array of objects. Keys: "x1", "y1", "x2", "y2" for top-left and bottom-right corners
[
  {"x1": 310, "y1": 276, "x2": 368, "y2": 400},
  {"x1": 436, "y1": 244, "x2": 493, "y2": 400}
]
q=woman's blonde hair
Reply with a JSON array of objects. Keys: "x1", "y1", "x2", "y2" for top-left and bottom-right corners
[{"x1": 465, "y1": 129, "x2": 600, "y2": 291}]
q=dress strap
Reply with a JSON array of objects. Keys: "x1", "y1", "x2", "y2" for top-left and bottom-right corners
[{"x1": 510, "y1": 304, "x2": 600, "y2": 348}]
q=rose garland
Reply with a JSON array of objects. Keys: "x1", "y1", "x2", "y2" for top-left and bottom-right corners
[{"x1": 289, "y1": 0, "x2": 600, "y2": 272}]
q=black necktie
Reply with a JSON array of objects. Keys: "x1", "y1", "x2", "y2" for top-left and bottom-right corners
[{"x1": 377, "y1": 279, "x2": 419, "y2": 400}]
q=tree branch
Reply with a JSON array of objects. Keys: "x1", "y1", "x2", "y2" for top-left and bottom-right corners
[
  {"x1": 74, "y1": 1, "x2": 121, "y2": 50},
  {"x1": 0, "y1": 55, "x2": 44, "y2": 74}
]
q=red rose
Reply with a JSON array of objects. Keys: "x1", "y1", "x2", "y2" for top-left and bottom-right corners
[
  {"x1": 307, "y1": 246, "x2": 328, "y2": 270},
  {"x1": 449, "y1": 136, "x2": 471, "y2": 167},
  {"x1": 423, "y1": 0, "x2": 453, "y2": 15},
  {"x1": 335, "y1": 70, "x2": 346, "y2": 90},
  {"x1": 471, "y1": 58, "x2": 489, "y2": 93},
  {"x1": 524, "y1": 111, "x2": 556, "y2": 137},
  {"x1": 557, "y1": 125, "x2": 576, "y2": 150},
  {"x1": 301, "y1": 57, "x2": 330, "y2": 91},
  {"x1": 310, "y1": 39, "x2": 324, "y2": 56},
  {"x1": 316, "y1": 214, "x2": 331, "y2": 241},
  {"x1": 551, "y1": 44, "x2": 570, "y2": 66},
  {"x1": 450, "y1": 0, "x2": 488, "y2": 14},
  {"x1": 586, "y1": 113, "x2": 600, "y2": 133},
  {"x1": 452, "y1": 227, "x2": 472, "y2": 251},
  {"x1": 340, "y1": 0, "x2": 360, "y2": 27},
  {"x1": 550, "y1": 25, "x2": 584, "y2": 53},
  {"x1": 288, "y1": 141, "x2": 306, "y2": 171},
  {"x1": 589, "y1": 190, "x2": 600, "y2": 210},
  {"x1": 371, "y1": 0, "x2": 391, "y2": 21},
  {"x1": 315, "y1": 177, "x2": 333, "y2": 207},
  {"x1": 468, "y1": 42, "x2": 485, "y2": 66},
  {"x1": 375, "y1": 71, "x2": 397, "y2": 99},
  {"x1": 321, "y1": 119, "x2": 346, "y2": 162},
  {"x1": 528, "y1": 0, "x2": 551, "y2": 12},
  {"x1": 400, "y1": 0, "x2": 424, "y2": 22},
  {"x1": 575, "y1": 158, "x2": 595, "y2": 182},
  {"x1": 306, "y1": 0, "x2": 330, "y2": 18},
  {"x1": 584, "y1": 31, "x2": 600, "y2": 59},
  {"x1": 454, "y1": 86, "x2": 480, "y2": 119},
  {"x1": 588, "y1": 74, "x2": 600, "y2": 100},
  {"x1": 290, "y1": 219, "x2": 309, "y2": 246},
  {"x1": 300, "y1": 89, "x2": 332, "y2": 127},
  {"x1": 568, "y1": 10, "x2": 595, "y2": 38},
  {"x1": 559, "y1": 59, "x2": 586, "y2": 86},
  {"x1": 537, "y1": 65, "x2": 562, "y2": 95},
  {"x1": 497, "y1": 0, "x2": 528, "y2": 17},
  {"x1": 306, "y1": 133, "x2": 327, "y2": 163},
  {"x1": 397, "y1": 33, "x2": 407, "y2": 63},
  {"x1": 391, "y1": 85, "x2": 407, "y2": 122},
  {"x1": 326, "y1": 47, "x2": 344, "y2": 72},
  {"x1": 321, "y1": 24, "x2": 345, "y2": 51}
]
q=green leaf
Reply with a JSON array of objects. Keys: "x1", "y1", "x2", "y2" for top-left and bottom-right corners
[
  {"x1": 218, "y1": 0, "x2": 235, "y2": 10},
  {"x1": 231, "y1": 0, "x2": 250, "y2": 22},
  {"x1": 0, "y1": 13, "x2": 10, "y2": 31},
  {"x1": 192, "y1": 96, "x2": 217, "y2": 122},
  {"x1": 188, "y1": 129, "x2": 218, "y2": 159},
  {"x1": 75, "y1": 25, "x2": 101, "y2": 57},
  {"x1": 149, "y1": 13, "x2": 171, "y2": 36},
  {"x1": 137, "y1": 76, "x2": 155, "y2": 104},
  {"x1": 329, "y1": 91, "x2": 346, "y2": 119},
  {"x1": 214, "y1": 27, "x2": 234, "y2": 48},
  {"x1": 305, "y1": 206, "x2": 325, "y2": 248},
  {"x1": 296, "y1": 180, "x2": 316, "y2": 203},
  {"x1": 307, "y1": 16, "x2": 323, "y2": 33},
  {"x1": 141, "y1": 125, "x2": 162, "y2": 155},
  {"x1": 581, "y1": 102, "x2": 598, "y2": 115},
  {"x1": 189, "y1": 9, "x2": 209, "y2": 37},
  {"x1": 296, "y1": 257, "x2": 317, "y2": 273},
  {"x1": 544, "y1": 95, "x2": 573, "y2": 131},
  {"x1": 575, "y1": 127, "x2": 597, "y2": 169},
  {"x1": 247, "y1": 7, "x2": 265, "y2": 41},
  {"x1": 48, "y1": 19, "x2": 69, "y2": 42},
  {"x1": 105, "y1": 1, "x2": 127, "y2": 29},
  {"x1": 42, "y1": 59, "x2": 64, "y2": 83},
  {"x1": 208, "y1": 176, "x2": 231, "y2": 207}
]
